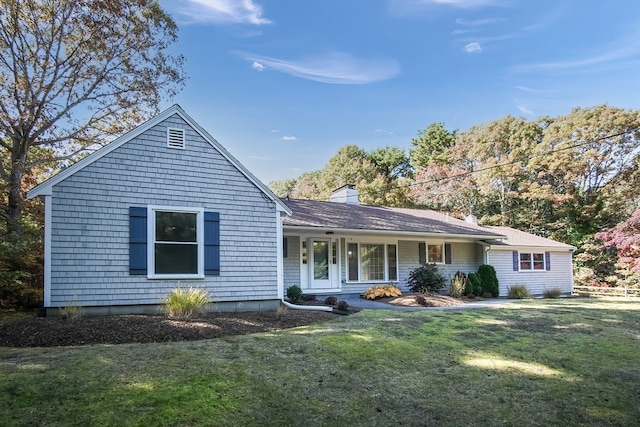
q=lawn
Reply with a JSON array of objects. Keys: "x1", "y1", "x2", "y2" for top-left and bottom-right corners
[{"x1": 1, "y1": 298, "x2": 639, "y2": 426}]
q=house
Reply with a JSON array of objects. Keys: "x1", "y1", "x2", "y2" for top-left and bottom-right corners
[
  {"x1": 27, "y1": 104, "x2": 291, "y2": 315},
  {"x1": 282, "y1": 185, "x2": 576, "y2": 297},
  {"x1": 28, "y1": 106, "x2": 575, "y2": 315}
]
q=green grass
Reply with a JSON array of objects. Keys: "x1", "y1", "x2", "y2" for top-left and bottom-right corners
[{"x1": 2, "y1": 298, "x2": 639, "y2": 426}]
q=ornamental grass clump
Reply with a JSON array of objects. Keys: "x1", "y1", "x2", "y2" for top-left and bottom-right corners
[
  {"x1": 363, "y1": 285, "x2": 402, "y2": 300},
  {"x1": 449, "y1": 271, "x2": 467, "y2": 298},
  {"x1": 165, "y1": 287, "x2": 210, "y2": 319},
  {"x1": 544, "y1": 287, "x2": 563, "y2": 299},
  {"x1": 507, "y1": 284, "x2": 532, "y2": 299}
]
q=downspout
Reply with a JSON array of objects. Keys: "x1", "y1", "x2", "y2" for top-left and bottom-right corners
[{"x1": 281, "y1": 299, "x2": 334, "y2": 312}]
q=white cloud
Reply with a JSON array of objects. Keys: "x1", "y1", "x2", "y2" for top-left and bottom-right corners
[
  {"x1": 416, "y1": 0, "x2": 506, "y2": 9},
  {"x1": 456, "y1": 17, "x2": 504, "y2": 26},
  {"x1": 271, "y1": 129, "x2": 280, "y2": 133},
  {"x1": 517, "y1": 105, "x2": 534, "y2": 115},
  {"x1": 251, "y1": 61, "x2": 265, "y2": 71},
  {"x1": 451, "y1": 29, "x2": 476, "y2": 35},
  {"x1": 375, "y1": 129, "x2": 395, "y2": 135},
  {"x1": 464, "y1": 42, "x2": 482, "y2": 53},
  {"x1": 176, "y1": 0, "x2": 272, "y2": 25},
  {"x1": 239, "y1": 51, "x2": 401, "y2": 84},
  {"x1": 282, "y1": 135, "x2": 297, "y2": 141},
  {"x1": 515, "y1": 86, "x2": 552, "y2": 94}
]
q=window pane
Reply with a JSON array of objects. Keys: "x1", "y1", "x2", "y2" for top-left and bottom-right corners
[
  {"x1": 156, "y1": 211, "x2": 196, "y2": 242},
  {"x1": 302, "y1": 241, "x2": 307, "y2": 264},
  {"x1": 520, "y1": 253, "x2": 531, "y2": 270},
  {"x1": 388, "y1": 244, "x2": 397, "y2": 281},
  {"x1": 533, "y1": 253, "x2": 544, "y2": 270},
  {"x1": 348, "y1": 243, "x2": 358, "y2": 281},
  {"x1": 313, "y1": 241, "x2": 329, "y2": 280},
  {"x1": 361, "y1": 244, "x2": 384, "y2": 281},
  {"x1": 155, "y1": 243, "x2": 198, "y2": 274},
  {"x1": 428, "y1": 244, "x2": 443, "y2": 263}
]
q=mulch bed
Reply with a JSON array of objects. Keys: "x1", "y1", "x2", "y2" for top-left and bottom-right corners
[{"x1": 0, "y1": 309, "x2": 337, "y2": 348}]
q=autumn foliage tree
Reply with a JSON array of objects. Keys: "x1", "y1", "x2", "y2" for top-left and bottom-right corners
[
  {"x1": 0, "y1": 0, "x2": 186, "y2": 232},
  {"x1": 596, "y1": 210, "x2": 640, "y2": 275},
  {"x1": 0, "y1": 0, "x2": 185, "y2": 306}
]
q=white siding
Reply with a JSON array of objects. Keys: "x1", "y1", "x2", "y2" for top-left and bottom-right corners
[
  {"x1": 487, "y1": 249, "x2": 574, "y2": 296},
  {"x1": 48, "y1": 113, "x2": 279, "y2": 307}
]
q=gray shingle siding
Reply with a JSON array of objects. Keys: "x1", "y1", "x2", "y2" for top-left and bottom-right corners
[
  {"x1": 283, "y1": 236, "x2": 301, "y2": 288},
  {"x1": 48, "y1": 114, "x2": 279, "y2": 307}
]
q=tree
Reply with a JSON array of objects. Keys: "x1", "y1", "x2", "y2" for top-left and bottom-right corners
[
  {"x1": 0, "y1": 0, "x2": 186, "y2": 231},
  {"x1": 596, "y1": 210, "x2": 640, "y2": 274},
  {"x1": 410, "y1": 122, "x2": 457, "y2": 169}
]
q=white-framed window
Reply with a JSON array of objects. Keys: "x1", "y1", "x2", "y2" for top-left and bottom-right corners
[
  {"x1": 519, "y1": 252, "x2": 545, "y2": 271},
  {"x1": 428, "y1": 244, "x2": 444, "y2": 263},
  {"x1": 347, "y1": 242, "x2": 398, "y2": 282},
  {"x1": 148, "y1": 206, "x2": 204, "y2": 279}
]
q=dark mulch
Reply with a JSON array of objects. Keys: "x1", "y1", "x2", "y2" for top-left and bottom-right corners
[{"x1": 0, "y1": 309, "x2": 338, "y2": 348}]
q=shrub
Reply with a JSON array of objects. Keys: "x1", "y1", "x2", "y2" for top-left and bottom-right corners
[
  {"x1": 302, "y1": 294, "x2": 317, "y2": 302},
  {"x1": 286, "y1": 285, "x2": 303, "y2": 303},
  {"x1": 544, "y1": 288, "x2": 563, "y2": 299},
  {"x1": 414, "y1": 295, "x2": 430, "y2": 306},
  {"x1": 449, "y1": 271, "x2": 467, "y2": 298},
  {"x1": 507, "y1": 284, "x2": 531, "y2": 299},
  {"x1": 336, "y1": 300, "x2": 349, "y2": 311},
  {"x1": 363, "y1": 285, "x2": 402, "y2": 300},
  {"x1": 165, "y1": 287, "x2": 210, "y2": 319},
  {"x1": 467, "y1": 272, "x2": 483, "y2": 296},
  {"x1": 477, "y1": 264, "x2": 499, "y2": 297},
  {"x1": 324, "y1": 296, "x2": 338, "y2": 305},
  {"x1": 407, "y1": 263, "x2": 446, "y2": 294}
]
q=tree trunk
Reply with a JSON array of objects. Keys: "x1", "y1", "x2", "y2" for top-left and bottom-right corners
[{"x1": 5, "y1": 137, "x2": 28, "y2": 234}]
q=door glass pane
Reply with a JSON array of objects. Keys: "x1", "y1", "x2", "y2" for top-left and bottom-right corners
[
  {"x1": 348, "y1": 243, "x2": 358, "y2": 281},
  {"x1": 156, "y1": 211, "x2": 197, "y2": 242},
  {"x1": 313, "y1": 241, "x2": 329, "y2": 280},
  {"x1": 155, "y1": 243, "x2": 198, "y2": 274}
]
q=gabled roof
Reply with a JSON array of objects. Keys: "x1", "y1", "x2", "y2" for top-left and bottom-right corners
[
  {"x1": 27, "y1": 105, "x2": 291, "y2": 215},
  {"x1": 483, "y1": 226, "x2": 576, "y2": 251},
  {"x1": 282, "y1": 198, "x2": 505, "y2": 239}
]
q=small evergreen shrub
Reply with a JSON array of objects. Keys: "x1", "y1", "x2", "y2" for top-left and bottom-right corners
[
  {"x1": 336, "y1": 300, "x2": 350, "y2": 311},
  {"x1": 363, "y1": 284, "x2": 402, "y2": 300},
  {"x1": 324, "y1": 296, "x2": 338, "y2": 305},
  {"x1": 449, "y1": 271, "x2": 467, "y2": 298},
  {"x1": 477, "y1": 264, "x2": 499, "y2": 297},
  {"x1": 467, "y1": 272, "x2": 483, "y2": 296},
  {"x1": 407, "y1": 263, "x2": 446, "y2": 294},
  {"x1": 507, "y1": 284, "x2": 531, "y2": 299},
  {"x1": 544, "y1": 288, "x2": 563, "y2": 299},
  {"x1": 286, "y1": 285, "x2": 303, "y2": 303},
  {"x1": 165, "y1": 287, "x2": 210, "y2": 319}
]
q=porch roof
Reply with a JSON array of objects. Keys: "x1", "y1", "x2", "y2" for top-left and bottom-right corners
[{"x1": 281, "y1": 198, "x2": 505, "y2": 239}]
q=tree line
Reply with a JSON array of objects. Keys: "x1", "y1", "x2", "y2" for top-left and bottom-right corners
[{"x1": 269, "y1": 104, "x2": 640, "y2": 288}]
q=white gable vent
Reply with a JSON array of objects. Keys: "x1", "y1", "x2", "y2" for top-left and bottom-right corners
[{"x1": 167, "y1": 127, "x2": 185, "y2": 149}]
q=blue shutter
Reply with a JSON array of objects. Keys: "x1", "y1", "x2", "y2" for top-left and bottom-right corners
[
  {"x1": 445, "y1": 244, "x2": 452, "y2": 264},
  {"x1": 204, "y1": 212, "x2": 220, "y2": 275},
  {"x1": 512, "y1": 251, "x2": 519, "y2": 271},
  {"x1": 419, "y1": 242, "x2": 426, "y2": 265},
  {"x1": 129, "y1": 207, "x2": 147, "y2": 275},
  {"x1": 545, "y1": 252, "x2": 551, "y2": 271}
]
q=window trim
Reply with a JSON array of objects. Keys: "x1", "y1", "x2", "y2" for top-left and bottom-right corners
[
  {"x1": 346, "y1": 240, "x2": 399, "y2": 283},
  {"x1": 518, "y1": 251, "x2": 546, "y2": 272},
  {"x1": 148, "y1": 206, "x2": 205, "y2": 279}
]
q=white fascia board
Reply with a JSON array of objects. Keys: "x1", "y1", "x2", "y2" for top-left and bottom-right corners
[
  {"x1": 486, "y1": 244, "x2": 576, "y2": 252},
  {"x1": 282, "y1": 226, "x2": 506, "y2": 241}
]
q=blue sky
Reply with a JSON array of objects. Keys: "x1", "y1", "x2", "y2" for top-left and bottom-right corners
[{"x1": 159, "y1": 0, "x2": 640, "y2": 184}]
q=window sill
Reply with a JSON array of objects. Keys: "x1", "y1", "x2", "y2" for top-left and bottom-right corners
[{"x1": 147, "y1": 274, "x2": 205, "y2": 280}]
